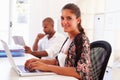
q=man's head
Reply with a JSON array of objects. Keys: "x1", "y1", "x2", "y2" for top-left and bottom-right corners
[{"x1": 42, "y1": 17, "x2": 54, "y2": 34}]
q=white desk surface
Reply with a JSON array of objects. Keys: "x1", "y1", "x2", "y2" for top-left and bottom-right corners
[
  {"x1": 113, "y1": 68, "x2": 120, "y2": 80},
  {"x1": 0, "y1": 54, "x2": 78, "y2": 80},
  {"x1": 112, "y1": 61, "x2": 120, "y2": 80}
]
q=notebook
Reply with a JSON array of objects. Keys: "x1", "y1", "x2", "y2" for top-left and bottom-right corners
[
  {"x1": 12, "y1": 36, "x2": 26, "y2": 46},
  {"x1": 0, "y1": 40, "x2": 55, "y2": 76}
]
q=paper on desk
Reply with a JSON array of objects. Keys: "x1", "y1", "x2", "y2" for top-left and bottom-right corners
[{"x1": 12, "y1": 36, "x2": 25, "y2": 47}]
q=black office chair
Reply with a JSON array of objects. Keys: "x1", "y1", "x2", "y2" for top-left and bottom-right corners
[{"x1": 90, "y1": 40, "x2": 112, "y2": 80}]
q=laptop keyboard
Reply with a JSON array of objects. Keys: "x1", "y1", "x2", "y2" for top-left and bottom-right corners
[
  {"x1": 17, "y1": 65, "x2": 31, "y2": 73},
  {"x1": 17, "y1": 65, "x2": 40, "y2": 73}
]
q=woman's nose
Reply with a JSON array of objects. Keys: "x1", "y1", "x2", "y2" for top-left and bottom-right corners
[{"x1": 62, "y1": 19, "x2": 68, "y2": 24}]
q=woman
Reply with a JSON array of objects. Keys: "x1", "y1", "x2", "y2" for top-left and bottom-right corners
[{"x1": 25, "y1": 3, "x2": 92, "y2": 80}]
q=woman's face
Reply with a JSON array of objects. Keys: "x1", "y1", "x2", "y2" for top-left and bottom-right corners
[{"x1": 61, "y1": 9, "x2": 80, "y2": 33}]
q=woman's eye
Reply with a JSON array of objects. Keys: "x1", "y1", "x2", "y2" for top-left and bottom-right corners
[
  {"x1": 67, "y1": 17, "x2": 72, "y2": 20},
  {"x1": 61, "y1": 16, "x2": 64, "y2": 20}
]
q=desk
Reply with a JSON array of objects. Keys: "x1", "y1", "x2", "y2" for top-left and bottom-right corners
[
  {"x1": 0, "y1": 54, "x2": 78, "y2": 80},
  {"x1": 112, "y1": 61, "x2": 120, "y2": 80},
  {"x1": 113, "y1": 68, "x2": 120, "y2": 80}
]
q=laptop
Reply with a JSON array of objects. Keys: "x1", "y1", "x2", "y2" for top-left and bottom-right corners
[
  {"x1": 0, "y1": 40, "x2": 55, "y2": 76},
  {"x1": 12, "y1": 36, "x2": 26, "y2": 46}
]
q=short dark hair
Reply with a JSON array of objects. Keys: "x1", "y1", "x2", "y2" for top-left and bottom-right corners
[{"x1": 43, "y1": 17, "x2": 54, "y2": 25}]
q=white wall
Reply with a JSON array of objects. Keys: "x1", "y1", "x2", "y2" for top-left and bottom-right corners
[
  {"x1": 105, "y1": 0, "x2": 120, "y2": 61},
  {"x1": 0, "y1": 0, "x2": 10, "y2": 44}
]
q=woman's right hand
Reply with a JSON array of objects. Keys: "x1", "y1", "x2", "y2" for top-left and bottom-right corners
[
  {"x1": 25, "y1": 58, "x2": 49, "y2": 72},
  {"x1": 24, "y1": 58, "x2": 39, "y2": 70}
]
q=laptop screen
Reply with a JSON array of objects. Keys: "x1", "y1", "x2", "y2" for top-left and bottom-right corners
[{"x1": 0, "y1": 40, "x2": 18, "y2": 69}]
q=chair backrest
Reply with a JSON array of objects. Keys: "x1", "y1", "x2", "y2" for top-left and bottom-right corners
[{"x1": 90, "y1": 41, "x2": 112, "y2": 80}]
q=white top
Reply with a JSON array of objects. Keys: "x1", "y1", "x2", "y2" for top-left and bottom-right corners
[
  {"x1": 57, "y1": 52, "x2": 67, "y2": 67},
  {"x1": 38, "y1": 32, "x2": 66, "y2": 59}
]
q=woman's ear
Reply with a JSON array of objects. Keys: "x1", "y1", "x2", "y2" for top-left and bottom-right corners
[{"x1": 77, "y1": 17, "x2": 81, "y2": 24}]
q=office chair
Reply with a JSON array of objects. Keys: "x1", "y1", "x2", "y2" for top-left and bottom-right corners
[{"x1": 90, "y1": 40, "x2": 112, "y2": 80}]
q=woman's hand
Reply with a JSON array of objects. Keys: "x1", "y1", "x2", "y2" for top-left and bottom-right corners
[
  {"x1": 25, "y1": 58, "x2": 39, "y2": 69},
  {"x1": 25, "y1": 58, "x2": 49, "y2": 72}
]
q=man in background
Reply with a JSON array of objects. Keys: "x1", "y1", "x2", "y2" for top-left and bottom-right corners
[{"x1": 24, "y1": 17, "x2": 66, "y2": 59}]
